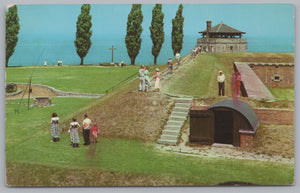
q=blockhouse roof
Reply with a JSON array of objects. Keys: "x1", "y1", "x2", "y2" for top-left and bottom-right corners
[
  {"x1": 209, "y1": 99, "x2": 259, "y2": 132},
  {"x1": 199, "y1": 22, "x2": 245, "y2": 34}
]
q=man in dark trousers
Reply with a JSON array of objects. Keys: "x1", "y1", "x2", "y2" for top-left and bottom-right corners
[
  {"x1": 217, "y1": 71, "x2": 225, "y2": 96},
  {"x1": 82, "y1": 114, "x2": 92, "y2": 145}
]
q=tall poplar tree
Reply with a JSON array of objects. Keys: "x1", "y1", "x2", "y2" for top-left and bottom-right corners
[
  {"x1": 6, "y1": 5, "x2": 20, "y2": 67},
  {"x1": 74, "y1": 4, "x2": 92, "y2": 65},
  {"x1": 171, "y1": 4, "x2": 184, "y2": 56},
  {"x1": 149, "y1": 4, "x2": 165, "y2": 65},
  {"x1": 125, "y1": 4, "x2": 143, "y2": 65}
]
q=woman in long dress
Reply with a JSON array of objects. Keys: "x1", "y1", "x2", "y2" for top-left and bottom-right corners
[
  {"x1": 70, "y1": 117, "x2": 80, "y2": 148},
  {"x1": 154, "y1": 68, "x2": 161, "y2": 92},
  {"x1": 50, "y1": 112, "x2": 60, "y2": 142}
]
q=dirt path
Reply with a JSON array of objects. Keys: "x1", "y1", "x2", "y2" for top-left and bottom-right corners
[
  {"x1": 167, "y1": 123, "x2": 294, "y2": 164},
  {"x1": 5, "y1": 84, "x2": 57, "y2": 100}
]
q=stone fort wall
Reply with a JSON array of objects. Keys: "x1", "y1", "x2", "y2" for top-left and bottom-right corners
[
  {"x1": 197, "y1": 38, "x2": 247, "y2": 53},
  {"x1": 249, "y1": 63, "x2": 294, "y2": 88}
]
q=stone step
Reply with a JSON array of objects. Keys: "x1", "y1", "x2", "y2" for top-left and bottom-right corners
[
  {"x1": 171, "y1": 111, "x2": 188, "y2": 117},
  {"x1": 157, "y1": 138, "x2": 177, "y2": 145},
  {"x1": 167, "y1": 120, "x2": 184, "y2": 126},
  {"x1": 175, "y1": 102, "x2": 192, "y2": 108},
  {"x1": 168, "y1": 115, "x2": 187, "y2": 122},
  {"x1": 162, "y1": 129, "x2": 181, "y2": 135},
  {"x1": 164, "y1": 125, "x2": 182, "y2": 131},
  {"x1": 176, "y1": 98, "x2": 193, "y2": 104},
  {"x1": 173, "y1": 107, "x2": 190, "y2": 113},
  {"x1": 160, "y1": 134, "x2": 179, "y2": 141}
]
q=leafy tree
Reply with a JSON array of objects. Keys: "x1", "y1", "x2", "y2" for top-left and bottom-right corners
[
  {"x1": 149, "y1": 4, "x2": 165, "y2": 65},
  {"x1": 6, "y1": 5, "x2": 20, "y2": 67},
  {"x1": 171, "y1": 4, "x2": 184, "y2": 56},
  {"x1": 74, "y1": 4, "x2": 92, "y2": 65},
  {"x1": 125, "y1": 4, "x2": 143, "y2": 65}
]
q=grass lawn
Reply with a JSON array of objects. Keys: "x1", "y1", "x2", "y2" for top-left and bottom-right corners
[
  {"x1": 5, "y1": 97, "x2": 96, "y2": 148},
  {"x1": 6, "y1": 97, "x2": 294, "y2": 186},
  {"x1": 6, "y1": 66, "x2": 140, "y2": 94},
  {"x1": 163, "y1": 52, "x2": 294, "y2": 97},
  {"x1": 268, "y1": 88, "x2": 294, "y2": 100},
  {"x1": 162, "y1": 54, "x2": 233, "y2": 97},
  {"x1": 6, "y1": 137, "x2": 294, "y2": 186},
  {"x1": 5, "y1": 55, "x2": 295, "y2": 186}
]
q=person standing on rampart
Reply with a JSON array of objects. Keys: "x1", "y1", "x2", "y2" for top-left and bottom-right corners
[
  {"x1": 139, "y1": 65, "x2": 145, "y2": 91},
  {"x1": 167, "y1": 58, "x2": 173, "y2": 74},
  {"x1": 82, "y1": 114, "x2": 92, "y2": 145},
  {"x1": 50, "y1": 112, "x2": 60, "y2": 142},
  {"x1": 218, "y1": 71, "x2": 225, "y2": 96},
  {"x1": 175, "y1": 52, "x2": 180, "y2": 65},
  {"x1": 70, "y1": 117, "x2": 80, "y2": 148}
]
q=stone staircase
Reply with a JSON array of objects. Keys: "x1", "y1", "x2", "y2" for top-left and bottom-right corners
[{"x1": 158, "y1": 98, "x2": 193, "y2": 145}]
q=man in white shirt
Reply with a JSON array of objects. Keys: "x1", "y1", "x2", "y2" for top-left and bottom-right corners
[
  {"x1": 217, "y1": 71, "x2": 225, "y2": 96},
  {"x1": 82, "y1": 113, "x2": 92, "y2": 145},
  {"x1": 175, "y1": 52, "x2": 180, "y2": 65},
  {"x1": 139, "y1": 65, "x2": 145, "y2": 91}
]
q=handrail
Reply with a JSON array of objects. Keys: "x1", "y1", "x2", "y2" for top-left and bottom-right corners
[{"x1": 105, "y1": 71, "x2": 138, "y2": 93}]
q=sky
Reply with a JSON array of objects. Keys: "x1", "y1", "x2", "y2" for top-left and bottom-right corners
[{"x1": 16, "y1": 3, "x2": 294, "y2": 39}]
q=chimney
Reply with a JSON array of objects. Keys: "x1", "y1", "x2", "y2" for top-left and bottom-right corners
[{"x1": 206, "y1": 20, "x2": 212, "y2": 38}]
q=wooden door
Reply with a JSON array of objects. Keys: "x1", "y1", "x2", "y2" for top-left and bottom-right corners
[
  {"x1": 189, "y1": 110, "x2": 214, "y2": 145},
  {"x1": 214, "y1": 110, "x2": 233, "y2": 145}
]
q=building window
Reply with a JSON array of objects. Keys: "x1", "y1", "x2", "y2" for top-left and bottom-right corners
[
  {"x1": 274, "y1": 76, "x2": 280, "y2": 81},
  {"x1": 275, "y1": 66, "x2": 279, "y2": 68}
]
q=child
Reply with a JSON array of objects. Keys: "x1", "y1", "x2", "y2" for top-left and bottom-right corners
[
  {"x1": 92, "y1": 123, "x2": 98, "y2": 144},
  {"x1": 50, "y1": 112, "x2": 60, "y2": 142},
  {"x1": 70, "y1": 117, "x2": 80, "y2": 148}
]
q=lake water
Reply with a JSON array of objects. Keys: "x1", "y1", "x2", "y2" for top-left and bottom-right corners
[{"x1": 8, "y1": 35, "x2": 294, "y2": 66}]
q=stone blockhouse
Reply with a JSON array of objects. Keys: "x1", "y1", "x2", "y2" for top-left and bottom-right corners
[
  {"x1": 248, "y1": 62, "x2": 294, "y2": 88},
  {"x1": 197, "y1": 21, "x2": 247, "y2": 53}
]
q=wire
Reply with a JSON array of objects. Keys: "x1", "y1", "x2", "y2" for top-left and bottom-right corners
[{"x1": 15, "y1": 48, "x2": 45, "y2": 114}]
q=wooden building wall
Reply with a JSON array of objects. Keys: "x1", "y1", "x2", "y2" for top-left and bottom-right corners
[{"x1": 190, "y1": 108, "x2": 253, "y2": 147}]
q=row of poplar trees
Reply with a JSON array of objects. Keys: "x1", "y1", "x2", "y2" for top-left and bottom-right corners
[
  {"x1": 6, "y1": 4, "x2": 184, "y2": 67},
  {"x1": 126, "y1": 4, "x2": 184, "y2": 65}
]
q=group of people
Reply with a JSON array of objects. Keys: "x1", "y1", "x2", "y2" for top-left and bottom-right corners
[
  {"x1": 43, "y1": 59, "x2": 63, "y2": 67},
  {"x1": 50, "y1": 113, "x2": 99, "y2": 148},
  {"x1": 190, "y1": 47, "x2": 202, "y2": 58},
  {"x1": 168, "y1": 52, "x2": 181, "y2": 74},
  {"x1": 217, "y1": 70, "x2": 242, "y2": 97},
  {"x1": 139, "y1": 65, "x2": 161, "y2": 92}
]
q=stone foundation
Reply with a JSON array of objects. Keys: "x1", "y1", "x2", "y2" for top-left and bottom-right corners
[{"x1": 34, "y1": 97, "x2": 51, "y2": 107}]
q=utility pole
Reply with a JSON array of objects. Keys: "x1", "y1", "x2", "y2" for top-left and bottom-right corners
[
  {"x1": 109, "y1": 45, "x2": 117, "y2": 64},
  {"x1": 27, "y1": 78, "x2": 32, "y2": 110}
]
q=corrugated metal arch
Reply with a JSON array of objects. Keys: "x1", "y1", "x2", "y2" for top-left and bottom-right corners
[{"x1": 208, "y1": 99, "x2": 259, "y2": 132}]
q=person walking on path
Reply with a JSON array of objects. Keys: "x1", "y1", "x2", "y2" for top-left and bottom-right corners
[
  {"x1": 218, "y1": 71, "x2": 225, "y2": 96},
  {"x1": 235, "y1": 71, "x2": 242, "y2": 97},
  {"x1": 82, "y1": 114, "x2": 92, "y2": 146},
  {"x1": 70, "y1": 117, "x2": 80, "y2": 148},
  {"x1": 167, "y1": 58, "x2": 173, "y2": 74},
  {"x1": 144, "y1": 66, "x2": 151, "y2": 92},
  {"x1": 92, "y1": 123, "x2": 98, "y2": 144},
  {"x1": 139, "y1": 65, "x2": 145, "y2": 91},
  {"x1": 192, "y1": 48, "x2": 197, "y2": 58},
  {"x1": 50, "y1": 113, "x2": 60, "y2": 142},
  {"x1": 175, "y1": 52, "x2": 180, "y2": 65},
  {"x1": 154, "y1": 68, "x2": 161, "y2": 92},
  {"x1": 231, "y1": 72, "x2": 237, "y2": 100}
]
